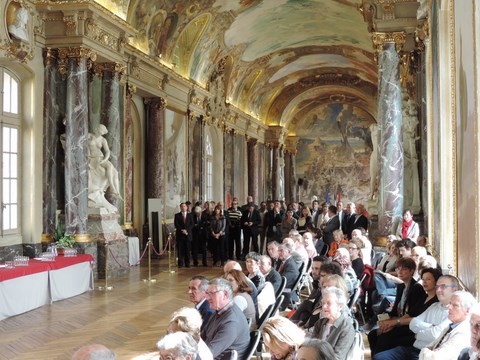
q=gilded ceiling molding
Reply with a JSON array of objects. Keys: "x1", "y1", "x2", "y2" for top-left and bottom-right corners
[
  {"x1": 372, "y1": 31, "x2": 406, "y2": 61},
  {"x1": 415, "y1": 19, "x2": 429, "y2": 52}
]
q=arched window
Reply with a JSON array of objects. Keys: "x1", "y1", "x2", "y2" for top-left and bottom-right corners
[
  {"x1": 205, "y1": 133, "x2": 213, "y2": 201},
  {"x1": 0, "y1": 69, "x2": 20, "y2": 234}
]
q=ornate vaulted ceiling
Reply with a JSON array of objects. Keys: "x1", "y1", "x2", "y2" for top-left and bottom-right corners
[{"x1": 105, "y1": 0, "x2": 378, "y2": 137}]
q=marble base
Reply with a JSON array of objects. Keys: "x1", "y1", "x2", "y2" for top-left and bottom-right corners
[
  {"x1": 87, "y1": 208, "x2": 128, "y2": 279},
  {"x1": 0, "y1": 243, "x2": 43, "y2": 261}
]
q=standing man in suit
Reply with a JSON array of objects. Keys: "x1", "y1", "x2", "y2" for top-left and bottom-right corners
[
  {"x1": 241, "y1": 203, "x2": 261, "y2": 257},
  {"x1": 227, "y1": 197, "x2": 242, "y2": 260},
  {"x1": 344, "y1": 202, "x2": 355, "y2": 238},
  {"x1": 310, "y1": 200, "x2": 320, "y2": 229},
  {"x1": 321, "y1": 205, "x2": 340, "y2": 246},
  {"x1": 174, "y1": 202, "x2": 194, "y2": 268},
  {"x1": 336, "y1": 201, "x2": 344, "y2": 231},
  {"x1": 188, "y1": 275, "x2": 214, "y2": 330},
  {"x1": 191, "y1": 206, "x2": 208, "y2": 267}
]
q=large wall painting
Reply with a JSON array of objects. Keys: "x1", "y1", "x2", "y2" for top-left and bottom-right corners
[
  {"x1": 295, "y1": 103, "x2": 374, "y2": 205},
  {"x1": 164, "y1": 109, "x2": 187, "y2": 219}
]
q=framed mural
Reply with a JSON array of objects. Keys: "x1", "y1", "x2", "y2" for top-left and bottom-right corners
[{"x1": 164, "y1": 108, "x2": 187, "y2": 219}]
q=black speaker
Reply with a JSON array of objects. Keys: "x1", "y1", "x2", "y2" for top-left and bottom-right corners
[
  {"x1": 151, "y1": 211, "x2": 160, "y2": 258},
  {"x1": 297, "y1": 178, "x2": 304, "y2": 186}
]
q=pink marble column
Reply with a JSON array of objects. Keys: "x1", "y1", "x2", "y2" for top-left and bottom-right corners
[
  {"x1": 145, "y1": 98, "x2": 166, "y2": 199},
  {"x1": 42, "y1": 48, "x2": 60, "y2": 239},
  {"x1": 247, "y1": 138, "x2": 259, "y2": 201},
  {"x1": 271, "y1": 146, "x2": 280, "y2": 200},
  {"x1": 284, "y1": 151, "x2": 297, "y2": 204},
  {"x1": 124, "y1": 84, "x2": 135, "y2": 227}
]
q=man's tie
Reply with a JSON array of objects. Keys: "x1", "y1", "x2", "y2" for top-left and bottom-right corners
[{"x1": 433, "y1": 324, "x2": 455, "y2": 350}]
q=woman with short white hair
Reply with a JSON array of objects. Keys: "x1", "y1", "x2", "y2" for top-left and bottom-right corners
[
  {"x1": 311, "y1": 286, "x2": 355, "y2": 360},
  {"x1": 157, "y1": 332, "x2": 198, "y2": 360}
]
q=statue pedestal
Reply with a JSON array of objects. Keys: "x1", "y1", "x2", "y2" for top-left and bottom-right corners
[{"x1": 86, "y1": 208, "x2": 128, "y2": 279}]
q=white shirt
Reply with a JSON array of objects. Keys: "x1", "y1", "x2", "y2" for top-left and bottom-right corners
[{"x1": 410, "y1": 302, "x2": 450, "y2": 349}]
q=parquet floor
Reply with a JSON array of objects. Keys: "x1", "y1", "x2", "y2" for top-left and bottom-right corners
[{"x1": 0, "y1": 259, "x2": 372, "y2": 360}]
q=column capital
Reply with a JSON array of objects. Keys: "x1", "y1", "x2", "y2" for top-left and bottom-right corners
[
  {"x1": 284, "y1": 136, "x2": 300, "y2": 155},
  {"x1": 265, "y1": 125, "x2": 287, "y2": 147},
  {"x1": 415, "y1": 19, "x2": 429, "y2": 53},
  {"x1": 372, "y1": 31, "x2": 406, "y2": 53},
  {"x1": 144, "y1": 97, "x2": 167, "y2": 110},
  {"x1": 126, "y1": 83, "x2": 137, "y2": 97},
  {"x1": 56, "y1": 46, "x2": 96, "y2": 77}
]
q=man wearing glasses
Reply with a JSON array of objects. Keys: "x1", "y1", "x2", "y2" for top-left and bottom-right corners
[
  {"x1": 200, "y1": 278, "x2": 249, "y2": 359},
  {"x1": 374, "y1": 274, "x2": 461, "y2": 360},
  {"x1": 458, "y1": 303, "x2": 480, "y2": 360}
]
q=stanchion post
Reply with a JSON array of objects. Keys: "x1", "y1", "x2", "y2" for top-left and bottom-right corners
[
  {"x1": 98, "y1": 242, "x2": 113, "y2": 291},
  {"x1": 143, "y1": 237, "x2": 157, "y2": 283},
  {"x1": 164, "y1": 232, "x2": 176, "y2": 274}
]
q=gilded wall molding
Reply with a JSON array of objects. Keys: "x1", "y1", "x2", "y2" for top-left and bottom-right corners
[
  {"x1": 372, "y1": 31, "x2": 406, "y2": 53},
  {"x1": 55, "y1": 46, "x2": 96, "y2": 77},
  {"x1": 1, "y1": 1, "x2": 35, "y2": 62}
]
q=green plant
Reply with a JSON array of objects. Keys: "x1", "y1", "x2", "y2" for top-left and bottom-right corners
[{"x1": 56, "y1": 234, "x2": 76, "y2": 249}]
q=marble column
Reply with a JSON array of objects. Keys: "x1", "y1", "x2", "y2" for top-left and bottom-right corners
[
  {"x1": 188, "y1": 113, "x2": 203, "y2": 203},
  {"x1": 247, "y1": 138, "x2": 259, "y2": 202},
  {"x1": 271, "y1": 146, "x2": 280, "y2": 201},
  {"x1": 124, "y1": 84, "x2": 135, "y2": 228},
  {"x1": 223, "y1": 129, "x2": 234, "y2": 203},
  {"x1": 145, "y1": 98, "x2": 166, "y2": 199},
  {"x1": 284, "y1": 151, "x2": 297, "y2": 204},
  {"x1": 42, "y1": 48, "x2": 60, "y2": 241},
  {"x1": 375, "y1": 37, "x2": 405, "y2": 235},
  {"x1": 61, "y1": 48, "x2": 95, "y2": 236}
]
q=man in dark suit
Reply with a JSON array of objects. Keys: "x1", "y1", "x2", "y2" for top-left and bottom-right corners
[
  {"x1": 241, "y1": 203, "x2": 261, "y2": 257},
  {"x1": 321, "y1": 205, "x2": 340, "y2": 245},
  {"x1": 277, "y1": 243, "x2": 300, "y2": 309},
  {"x1": 188, "y1": 275, "x2": 214, "y2": 329},
  {"x1": 174, "y1": 202, "x2": 194, "y2": 268},
  {"x1": 344, "y1": 202, "x2": 356, "y2": 239},
  {"x1": 259, "y1": 255, "x2": 282, "y2": 294},
  {"x1": 191, "y1": 206, "x2": 208, "y2": 267}
]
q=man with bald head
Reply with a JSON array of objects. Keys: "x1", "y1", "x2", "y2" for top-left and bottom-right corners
[{"x1": 71, "y1": 344, "x2": 116, "y2": 360}]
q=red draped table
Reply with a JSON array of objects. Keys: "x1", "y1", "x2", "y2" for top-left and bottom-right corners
[{"x1": 0, "y1": 254, "x2": 94, "y2": 320}]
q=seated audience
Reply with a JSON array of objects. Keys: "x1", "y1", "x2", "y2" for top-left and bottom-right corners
[
  {"x1": 297, "y1": 338, "x2": 336, "y2": 360},
  {"x1": 283, "y1": 235, "x2": 307, "y2": 268},
  {"x1": 262, "y1": 316, "x2": 305, "y2": 360},
  {"x1": 375, "y1": 241, "x2": 399, "y2": 274},
  {"x1": 245, "y1": 252, "x2": 266, "y2": 291},
  {"x1": 374, "y1": 274, "x2": 461, "y2": 360},
  {"x1": 188, "y1": 276, "x2": 214, "y2": 329},
  {"x1": 277, "y1": 243, "x2": 301, "y2": 310},
  {"x1": 200, "y1": 278, "x2": 249, "y2": 359},
  {"x1": 224, "y1": 269, "x2": 256, "y2": 328},
  {"x1": 223, "y1": 260, "x2": 258, "y2": 313},
  {"x1": 332, "y1": 247, "x2": 359, "y2": 295},
  {"x1": 157, "y1": 332, "x2": 198, "y2": 360},
  {"x1": 297, "y1": 207, "x2": 312, "y2": 235},
  {"x1": 167, "y1": 307, "x2": 213, "y2": 360},
  {"x1": 303, "y1": 232, "x2": 318, "y2": 258},
  {"x1": 373, "y1": 267, "x2": 442, "y2": 356},
  {"x1": 303, "y1": 273, "x2": 349, "y2": 330},
  {"x1": 311, "y1": 286, "x2": 355, "y2": 360},
  {"x1": 328, "y1": 229, "x2": 349, "y2": 258},
  {"x1": 72, "y1": 344, "x2": 116, "y2": 360},
  {"x1": 267, "y1": 241, "x2": 281, "y2": 270},
  {"x1": 290, "y1": 255, "x2": 330, "y2": 325},
  {"x1": 458, "y1": 303, "x2": 480, "y2": 360},
  {"x1": 348, "y1": 239, "x2": 365, "y2": 279},
  {"x1": 368, "y1": 257, "x2": 428, "y2": 356},
  {"x1": 259, "y1": 255, "x2": 282, "y2": 293},
  {"x1": 395, "y1": 209, "x2": 420, "y2": 243},
  {"x1": 419, "y1": 291, "x2": 477, "y2": 360}
]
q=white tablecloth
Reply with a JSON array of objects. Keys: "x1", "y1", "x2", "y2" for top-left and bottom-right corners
[
  {"x1": 49, "y1": 261, "x2": 93, "y2": 302},
  {"x1": 128, "y1": 237, "x2": 140, "y2": 265},
  {"x1": 0, "y1": 271, "x2": 50, "y2": 320}
]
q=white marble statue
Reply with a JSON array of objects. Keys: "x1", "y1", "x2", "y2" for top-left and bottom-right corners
[
  {"x1": 88, "y1": 124, "x2": 121, "y2": 213},
  {"x1": 402, "y1": 96, "x2": 421, "y2": 213},
  {"x1": 8, "y1": 6, "x2": 29, "y2": 42}
]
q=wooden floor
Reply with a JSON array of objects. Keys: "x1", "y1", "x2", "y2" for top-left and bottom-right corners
[{"x1": 0, "y1": 259, "x2": 372, "y2": 360}]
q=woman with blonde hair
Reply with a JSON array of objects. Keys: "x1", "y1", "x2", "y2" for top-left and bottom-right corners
[
  {"x1": 262, "y1": 316, "x2": 305, "y2": 360},
  {"x1": 167, "y1": 307, "x2": 213, "y2": 360}
]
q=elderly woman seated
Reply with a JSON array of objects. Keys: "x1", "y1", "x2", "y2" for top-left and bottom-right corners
[
  {"x1": 262, "y1": 316, "x2": 305, "y2": 360},
  {"x1": 157, "y1": 332, "x2": 198, "y2": 360},
  {"x1": 167, "y1": 307, "x2": 213, "y2": 360},
  {"x1": 311, "y1": 286, "x2": 355, "y2": 360}
]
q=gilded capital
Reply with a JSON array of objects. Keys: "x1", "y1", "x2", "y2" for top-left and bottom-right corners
[
  {"x1": 372, "y1": 31, "x2": 406, "y2": 53},
  {"x1": 127, "y1": 83, "x2": 137, "y2": 96},
  {"x1": 43, "y1": 48, "x2": 56, "y2": 66}
]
